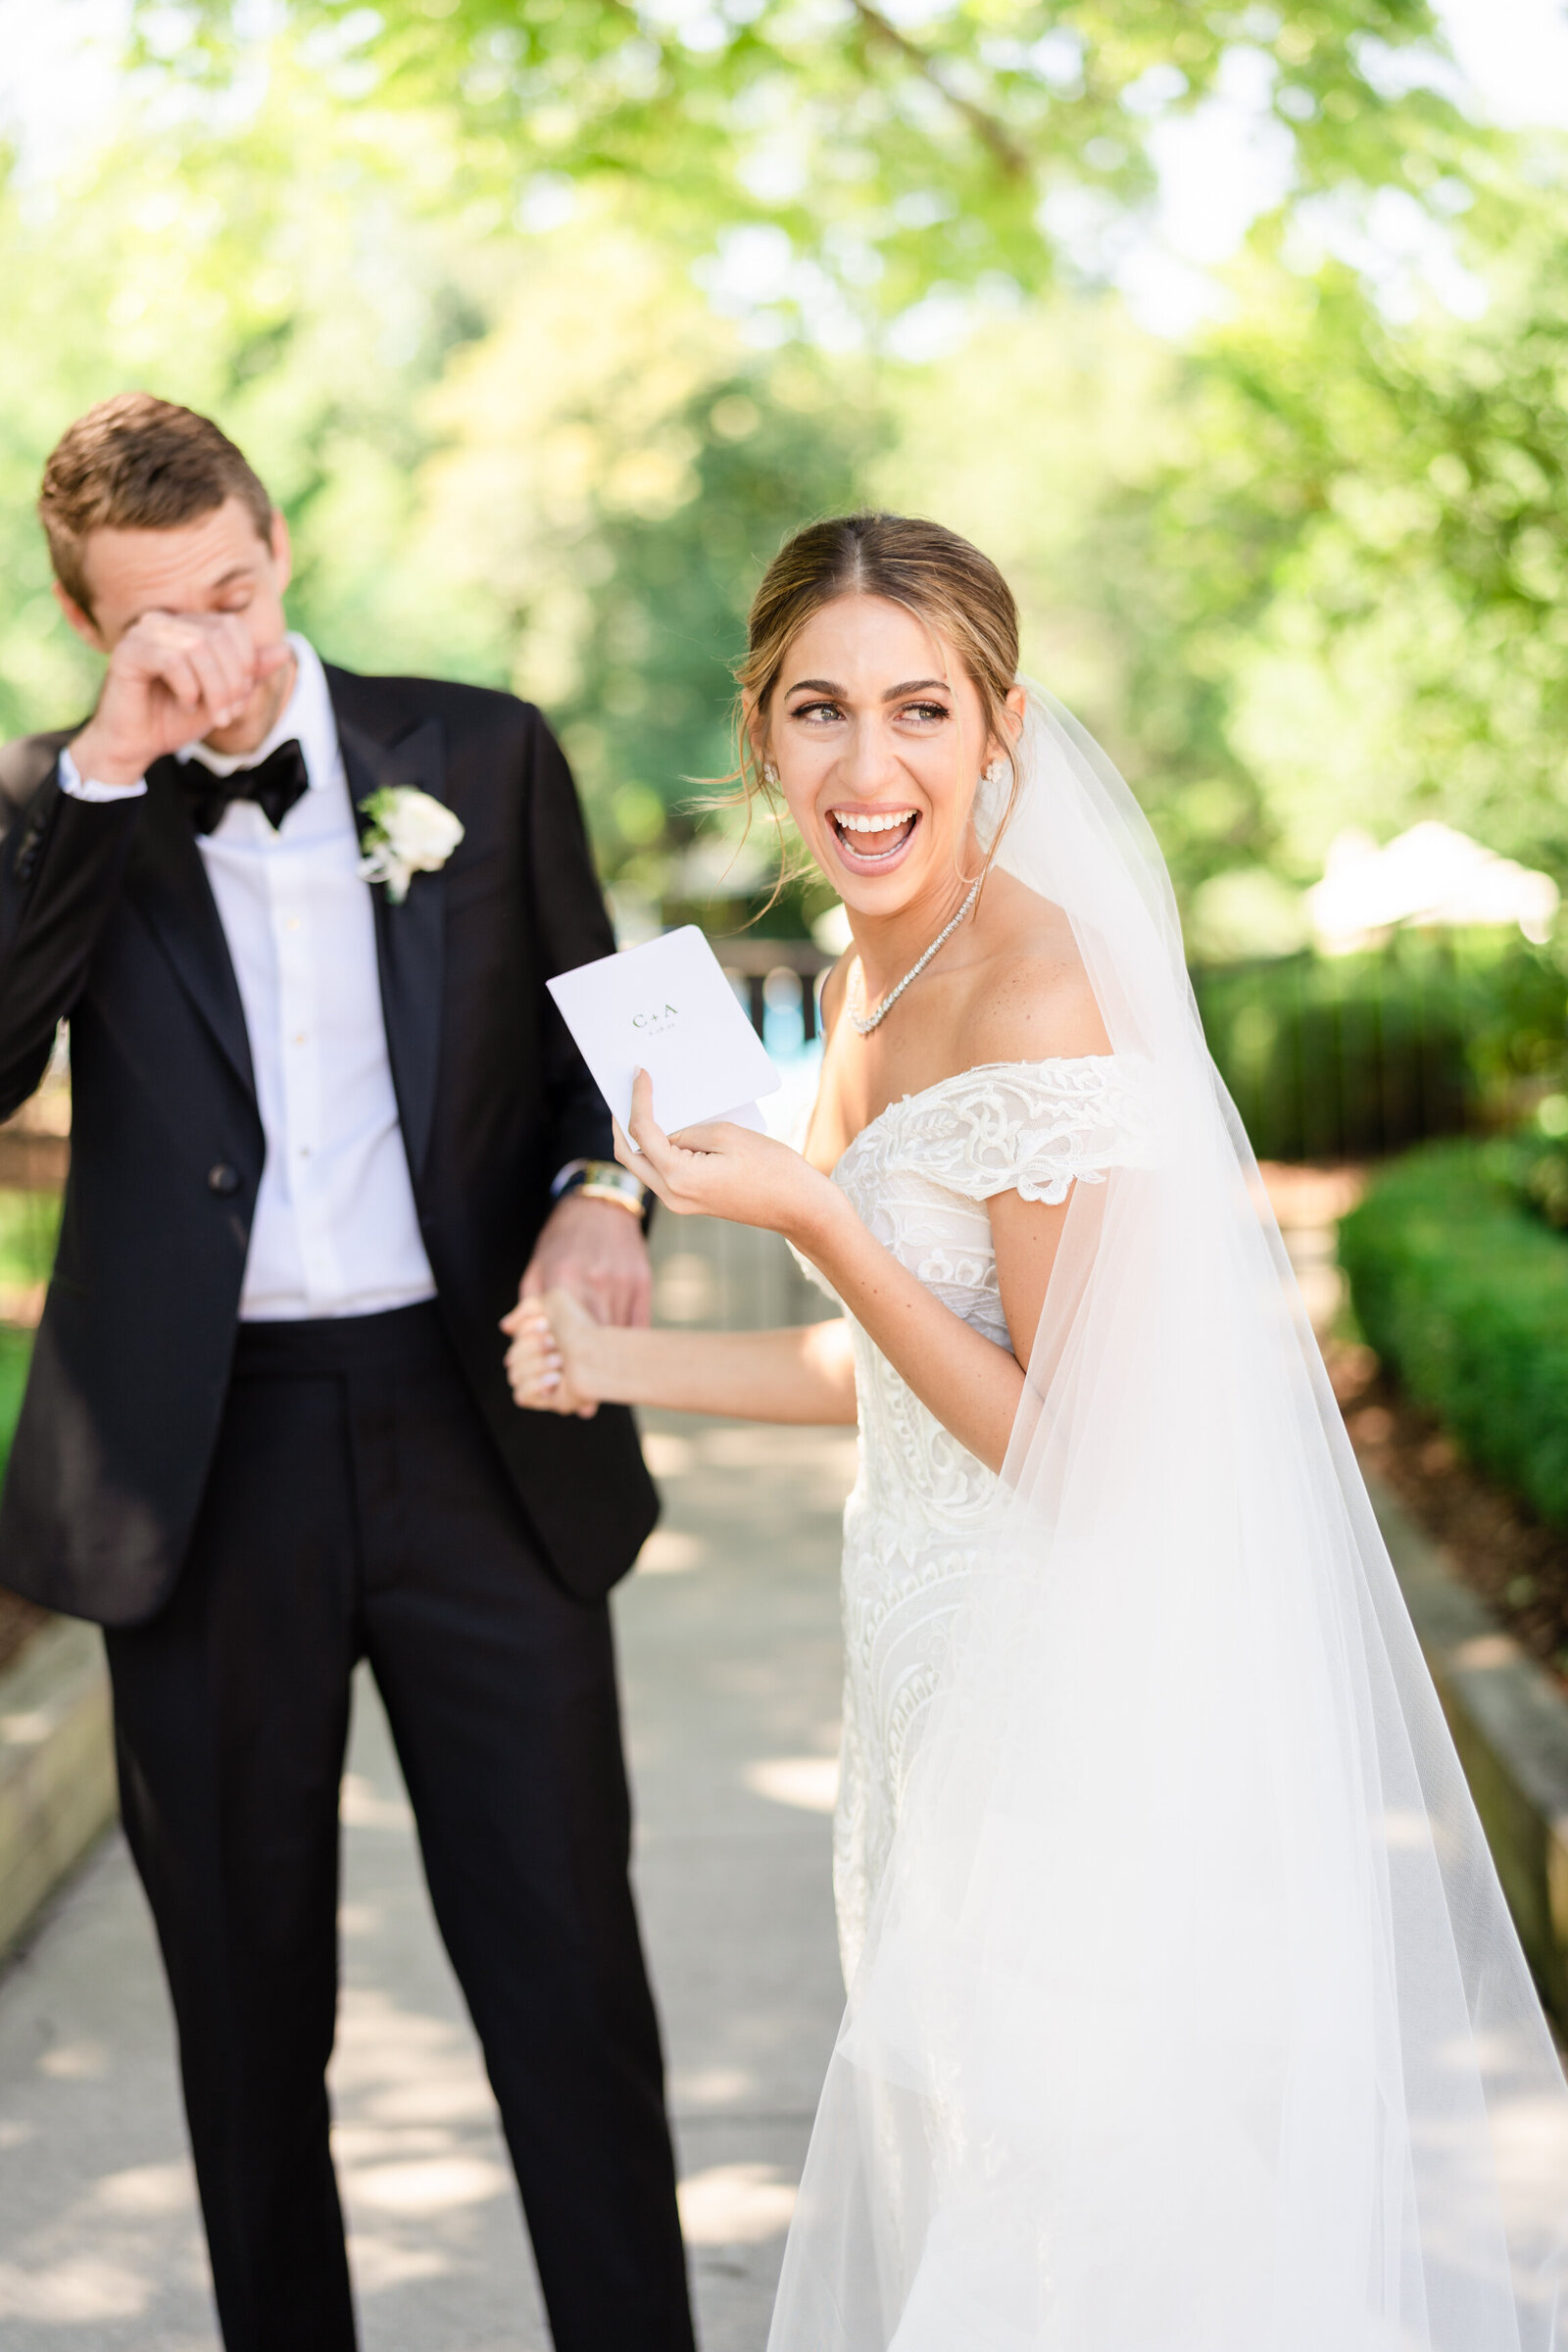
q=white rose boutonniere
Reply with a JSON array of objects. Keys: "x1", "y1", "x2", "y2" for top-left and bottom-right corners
[{"x1": 359, "y1": 787, "x2": 466, "y2": 906}]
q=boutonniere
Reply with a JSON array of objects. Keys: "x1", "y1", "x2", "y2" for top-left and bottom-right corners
[{"x1": 358, "y1": 787, "x2": 465, "y2": 906}]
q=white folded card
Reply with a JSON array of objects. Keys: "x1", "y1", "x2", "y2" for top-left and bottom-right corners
[{"x1": 548, "y1": 926, "x2": 782, "y2": 1139}]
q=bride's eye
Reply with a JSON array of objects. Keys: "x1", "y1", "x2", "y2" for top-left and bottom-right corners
[
  {"x1": 899, "y1": 701, "x2": 950, "y2": 724},
  {"x1": 791, "y1": 700, "x2": 845, "y2": 724}
]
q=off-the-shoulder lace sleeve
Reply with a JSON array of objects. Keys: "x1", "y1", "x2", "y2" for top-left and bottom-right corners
[{"x1": 849, "y1": 1057, "x2": 1152, "y2": 1206}]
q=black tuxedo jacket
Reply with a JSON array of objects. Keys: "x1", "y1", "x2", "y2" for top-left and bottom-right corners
[{"x1": 0, "y1": 666, "x2": 658, "y2": 1625}]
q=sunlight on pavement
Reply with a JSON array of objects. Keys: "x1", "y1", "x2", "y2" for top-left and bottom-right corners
[
  {"x1": 643, "y1": 1431, "x2": 697, "y2": 1478},
  {"x1": 638, "y1": 1528, "x2": 706, "y2": 1574},
  {"x1": 38, "y1": 2039, "x2": 107, "y2": 2079},
  {"x1": 677, "y1": 2162, "x2": 799, "y2": 2246},
  {"x1": 96, "y1": 2161, "x2": 194, "y2": 2216},
  {"x1": 0, "y1": 2255, "x2": 152, "y2": 2321},
  {"x1": 744, "y1": 1757, "x2": 840, "y2": 1814},
  {"x1": 669, "y1": 2064, "x2": 753, "y2": 2105},
  {"x1": 349, "y1": 2156, "x2": 513, "y2": 2215},
  {"x1": 339, "y1": 1772, "x2": 415, "y2": 1831}
]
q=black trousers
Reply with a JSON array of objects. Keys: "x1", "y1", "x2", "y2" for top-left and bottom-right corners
[{"x1": 105, "y1": 1303, "x2": 692, "y2": 2352}]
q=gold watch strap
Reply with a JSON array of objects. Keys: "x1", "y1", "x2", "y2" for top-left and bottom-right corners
[{"x1": 575, "y1": 1159, "x2": 646, "y2": 1215}]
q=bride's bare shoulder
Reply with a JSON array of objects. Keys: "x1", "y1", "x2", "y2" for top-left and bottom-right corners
[{"x1": 960, "y1": 878, "x2": 1112, "y2": 1066}]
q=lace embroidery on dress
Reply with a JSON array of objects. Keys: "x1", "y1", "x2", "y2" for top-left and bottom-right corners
[
  {"x1": 817, "y1": 1055, "x2": 1151, "y2": 1984},
  {"x1": 836, "y1": 1054, "x2": 1151, "y2": 1206}
]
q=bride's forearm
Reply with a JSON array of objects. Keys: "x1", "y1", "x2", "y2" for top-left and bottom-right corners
[
  {"x1": 587, "y1": 1317, "x2": 858, "y2": 1425},
  {"x1": 794, "y1": 1190, "x2": 1025, "y2": 1474}
]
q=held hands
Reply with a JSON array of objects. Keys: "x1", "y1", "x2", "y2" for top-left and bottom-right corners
[
  {"x1": 500, "y1": 1077, "x2": 840, "y2": 1418},
  {"x1": 71, "y1": 612, "x2": 294, "y2": 788},
  {"x1": 500, "y1": 1192, "x2": 652, "y2": 1415},
  {"x1": 503, "y1": 1289, "x2": 607, "y2": 1418},
  {"x1": 613, "y1": 1068, "x2": 837, "y2": 1244}
]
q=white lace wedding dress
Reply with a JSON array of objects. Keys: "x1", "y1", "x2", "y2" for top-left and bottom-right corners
[
  {"x1": 804, "y1": 1054, "x2": 1152, "y2": 1985},
  {"x1": 773, "y1": 689, "x2": 1568, "y2": 2351}
]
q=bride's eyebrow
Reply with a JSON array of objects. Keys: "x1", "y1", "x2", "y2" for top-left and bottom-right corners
[{"x1": 783, "y1": 677, "x2": 952, "y2": 699}]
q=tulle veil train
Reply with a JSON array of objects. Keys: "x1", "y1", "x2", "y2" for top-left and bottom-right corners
[{"x1": 768, "y1": 687, "x2": 1568, "y2": 2352}]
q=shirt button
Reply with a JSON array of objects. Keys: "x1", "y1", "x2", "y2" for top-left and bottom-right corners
[
  {"x1": 293, "y1": 1032, "x2": 306, "y2": 1045},
  {"x1": 207, "y1": 1163, "x2": 240, "y2": 1196},
  {"x1": 285, "y1": 917, "x2": 301, "y2": 932}
]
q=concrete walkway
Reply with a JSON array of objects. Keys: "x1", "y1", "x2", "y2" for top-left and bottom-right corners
[
  {"x1": 4, "y1": 1198, "x2": 1567, "y2": 2338},
  {"x1": 0, "y1": 1221, "x2": 855, "y2": 2347}
]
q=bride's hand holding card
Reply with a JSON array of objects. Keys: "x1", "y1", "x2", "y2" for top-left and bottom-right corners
[
  {"x1": 612, "y1": 1068, "x2": 842, "y2": 1247},
  {"x1": 546, "y1": 929, "x2": 840, "y2": 1244}
]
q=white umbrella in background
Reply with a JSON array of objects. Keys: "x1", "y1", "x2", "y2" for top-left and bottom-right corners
[{"x1": 1307, "y1": 821, "x2": 1559, "y2": 953}]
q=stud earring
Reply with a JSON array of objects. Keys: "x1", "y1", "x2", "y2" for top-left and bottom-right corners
[
  {"x1": 983, "y1": 758, "x2": 1008, "y2": 789},
  {"x1": 762, "y1": 760, "x2": 780, "y2": 786}
]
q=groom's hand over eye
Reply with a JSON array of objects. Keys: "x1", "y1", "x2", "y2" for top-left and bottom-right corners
[
  {"x1": 515, "y1": 1193, "x2": 653, "y2": 1332},
  {"x1": 71, "y1": 612, "x2": 292, "y2": 788}
]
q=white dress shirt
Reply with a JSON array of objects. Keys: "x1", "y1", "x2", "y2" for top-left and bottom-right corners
[{"x1": 60, "y1": 635, "x2": 438, "y2": 1321}]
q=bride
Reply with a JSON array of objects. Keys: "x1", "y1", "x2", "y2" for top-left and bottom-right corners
[{"x1": 505, "y1": 514, "x2": 1568, "y2": 2348}]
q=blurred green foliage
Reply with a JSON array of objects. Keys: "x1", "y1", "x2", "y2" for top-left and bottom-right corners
[
  {"x1": 1199, "y1": 945, "x2": 1469, "y2": 1163},
  {"x1": 536, "y1": 356, "x2": 887, "y2": 885},
  {"x1": 0, "y1": 1330, "x2": 30, "y2": 1488},
  {"x1": 0, "y1": 62, "x2": 516, "y2": 742},
  {"x1": 159, "y1": 1, "x2": 1469, "y2": 318},
  {"x1": 0, "y1": 1194, "x2": 56, "y2": 1484},
  {"x1": 0, "y1": 1192, "x2": 61, "y2": 1294},
  {"x1": 0, "y1": 8, "x2": 1564, "y2": 979},
  {"x1": 0, "y1": 83, "x2": 875, "y2": 890},
  {"x1": 1196, "y1": 935, "x2": 1568, "y2": 1162},
  {"x1": 1101, "y1": 177, "x2": 1568, "y2": 910},
  {"x1": 1513, "y1": 1141, "x2": 1568, "y2": 1236},
  {"x1": 1340, "y1": 1142, "x2": 1568, "y2": 1529}
]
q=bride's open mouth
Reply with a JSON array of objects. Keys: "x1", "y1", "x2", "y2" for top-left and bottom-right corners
[{"x1": 826, "y1": 806, "x2": 921, "y2": 872}]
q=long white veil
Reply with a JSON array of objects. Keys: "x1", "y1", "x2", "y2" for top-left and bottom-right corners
[{"x1": 768, "y1": 687, "x2": 1568, "y2": 2351}]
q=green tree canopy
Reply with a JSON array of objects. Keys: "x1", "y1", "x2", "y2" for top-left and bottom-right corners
[
  {"x1": 153, "y1": 0, "x2": 1476, "y2": 313},
  {"x1": 1086, "y1": 153, "x2": 1568, "y2": 938},
  {"x1": 7, "y1": 7, "x2": 1564, "y2": 949}
]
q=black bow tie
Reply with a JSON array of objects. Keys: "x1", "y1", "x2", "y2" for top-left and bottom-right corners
[{"x1": 182, "y1": 739, "x2": 310, "y2": 836}]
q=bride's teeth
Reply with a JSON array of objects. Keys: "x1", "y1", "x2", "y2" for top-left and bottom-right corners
[{"x1": 837, "y1": 810, "x2": 914, "y2": 835}]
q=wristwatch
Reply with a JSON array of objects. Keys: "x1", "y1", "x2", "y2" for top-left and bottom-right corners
[{"x1": 551, "y1": 1157, "x2": 647, "y2": 1217}]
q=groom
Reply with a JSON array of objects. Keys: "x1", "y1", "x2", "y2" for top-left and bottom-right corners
[{"x1": 0, "y1": 395, "x2": 694, "y2": 2351}]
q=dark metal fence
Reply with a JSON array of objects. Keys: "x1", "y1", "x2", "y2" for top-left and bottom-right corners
[{"x1": 1193, "y1": 934, "x2": 1568, "y2": 1164}]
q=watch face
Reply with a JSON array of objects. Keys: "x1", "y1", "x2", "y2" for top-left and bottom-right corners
[{"x1": 584, "y1": 1162, "x2": 643, "y2": 1198}]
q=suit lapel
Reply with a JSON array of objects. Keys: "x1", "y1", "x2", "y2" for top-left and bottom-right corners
[
  {"x1": 335, "y1": 706, "x2": 448, "y2": 1186},
  {"x1": 127, "y1": 760, "x2": 257, "y2": 1102}
]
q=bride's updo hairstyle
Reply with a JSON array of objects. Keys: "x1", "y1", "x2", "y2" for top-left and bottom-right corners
[{"x1": 735, "y1": 512, "x2": 1024, "y2": 853}]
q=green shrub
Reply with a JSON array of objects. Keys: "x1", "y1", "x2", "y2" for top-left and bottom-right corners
[
  {"x1": 0, "y1": 1326, "x2": 31, "y2": 1488},
  {"x1": 0, "y1": 1190, "x2": 59, "y2": 1291},
  {"x1": 1507, "y1": 1139, "x2": 1568, "y2": 1234},
  {"x1": 0, "y1": 1191, "x2": 52, "y2": 1491},
  {"x1": 1194, "y1": 935, "x2": 1568, "y2": 1163},
  {"x1": 1338, "y1": 1141, "x2": 1568, "y2": 1528}
]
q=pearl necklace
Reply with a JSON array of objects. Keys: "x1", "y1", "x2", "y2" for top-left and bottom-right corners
[{"x1": 847, "y1": 878, "x2": 981, "y2": 1036}]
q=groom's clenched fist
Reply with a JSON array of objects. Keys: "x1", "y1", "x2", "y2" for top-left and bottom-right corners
[{"x1": 70, "y1": 612, "x2": 293, "y2": 787}]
